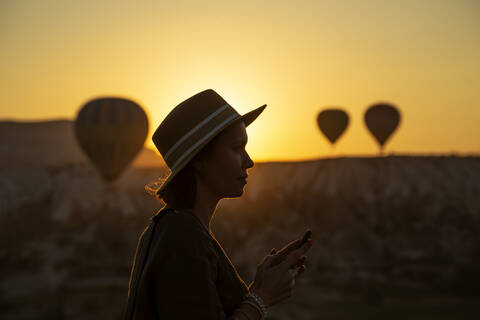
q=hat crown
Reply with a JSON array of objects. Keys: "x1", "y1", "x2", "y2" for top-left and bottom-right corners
[{"x1": 153, "y1": 89, "x2": 240, "y2": 169}]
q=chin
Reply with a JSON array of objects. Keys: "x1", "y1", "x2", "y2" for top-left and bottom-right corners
[{"x1": 224, "y1": 188, "x2": 245, "y2": 198}]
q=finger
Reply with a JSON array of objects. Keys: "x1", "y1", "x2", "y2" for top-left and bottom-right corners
[
  {"x1": 295, "y1": 256, "x2": 306, "y2": 268},
  {"x1": 260, "y1": 253, "x2": 280, "y2": 270},
  {"x1": 267, "y1": 248, "x2": 279, "y2": 265},
  {"x1": 297, "y1": 265, "x2": 306, "y2": 276},
  {"x1": 272, "y1": 240, "x2": 310, "y2": 268},
  {"x1": 276, "y1": 239, "x2": 303, "y2": 258},
  {"x1": 257, "y1": 254, "x2": 269, "y2": 267},
  {"x1": 280, "y1": 240, "x2": 313, "y2": 271}
]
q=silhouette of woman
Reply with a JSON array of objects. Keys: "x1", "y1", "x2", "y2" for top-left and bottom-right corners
[{"x1": 125, "y1": 89, "x2": 313, "y2": 320}]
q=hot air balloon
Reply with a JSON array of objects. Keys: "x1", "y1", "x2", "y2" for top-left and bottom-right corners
[
  {"x1": 74, "y1": 97, "x2": 149, "y2": 182},
  {"x1": 316, "y1": 108, "x2": 349, "y2": 146},
  {"x1": 364, "y1": 103, "x2": 401, "y2": 154}
]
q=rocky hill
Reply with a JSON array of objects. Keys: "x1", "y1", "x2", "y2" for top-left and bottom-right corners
[
  {"x1": 1, "y1": 121, "x2": 479, "y2": 319},
  {"x1": 0, "y1": 156, "x2": 479, "y2": 319}
]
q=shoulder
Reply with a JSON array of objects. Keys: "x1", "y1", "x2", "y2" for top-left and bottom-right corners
[
  {"x1": 156, "y1": 209, "x2": 215, "y2": 257},
  {"x1": 160, "y1": 209, "x2": 206, "y2": 236}
]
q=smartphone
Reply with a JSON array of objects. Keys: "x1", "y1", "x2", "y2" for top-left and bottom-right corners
[
  {"x1": 297, "y1": 229, "x2": 312, "y2": 249},
  {"x1": 269, "y1": 229, "x2": 312, "y2": 268}
]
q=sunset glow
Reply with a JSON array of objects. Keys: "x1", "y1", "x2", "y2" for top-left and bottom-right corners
[{"x1": 1, "y1": 0, "x2": 479, "y2": 161}]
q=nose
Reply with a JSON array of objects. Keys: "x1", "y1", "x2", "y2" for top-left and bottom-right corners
[{"x1": 243, "y1": 150, "x2": 254, "y2": 170}]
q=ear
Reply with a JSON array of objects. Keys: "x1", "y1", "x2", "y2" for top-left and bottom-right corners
[
  {"x1": 192, "y1": 157, "x2": 204, "y2": 172},
  {"x1": 191, "y1": 157, "x2": 207, "y2": 182}
]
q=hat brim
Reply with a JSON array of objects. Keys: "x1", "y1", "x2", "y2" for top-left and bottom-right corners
[
  {"x1": 155, "y1": 104, "x2": 266, "y2": 195},
  {"x1": 241, "y1": 104, "x2": 266, "y2": 127}
]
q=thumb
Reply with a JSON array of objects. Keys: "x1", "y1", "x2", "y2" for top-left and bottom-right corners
[
  {"x1": 258, "y1": 250, "x2": 276, "y2": 269},
  {"x1": 261, "y1": 251, "x2": 280, "y2": 270}
]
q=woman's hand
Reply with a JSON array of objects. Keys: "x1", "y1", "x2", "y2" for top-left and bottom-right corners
[
  {"x1": 249, "y1": 239, "x2": 313, "y2": 307},
  {"x1": 269, "y1": 236, "x2": 311, "y2": 268}
]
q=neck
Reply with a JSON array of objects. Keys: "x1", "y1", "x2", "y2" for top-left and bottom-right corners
[{"x1": 193, "y1": 181, "x2": 221, "y2": 232}]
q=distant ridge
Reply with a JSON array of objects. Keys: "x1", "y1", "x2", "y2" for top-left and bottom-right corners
[{"x1": 0, "y1": 119, "x2": 165, "y2": 169}]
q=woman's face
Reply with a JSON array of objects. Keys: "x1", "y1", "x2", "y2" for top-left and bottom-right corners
[{"x1": 195, "y1": 120, "x2": 254, "y2": 199}]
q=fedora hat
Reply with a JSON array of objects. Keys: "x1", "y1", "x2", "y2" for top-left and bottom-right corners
[{"x1": 150, "y1": 89, "x2": 266, "y2": 194}]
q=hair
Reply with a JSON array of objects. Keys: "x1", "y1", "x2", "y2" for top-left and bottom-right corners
[{"x1": 155, "y1": 162, "x2": 197, "y2": 210}]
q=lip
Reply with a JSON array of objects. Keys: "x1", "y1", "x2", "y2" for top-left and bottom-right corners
[{"x1": 238, "y1": 175, "x2": 248, "y2": 179}]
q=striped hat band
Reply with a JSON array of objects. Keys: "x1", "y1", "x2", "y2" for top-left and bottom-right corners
[{"x1": 164, "y1": 104, "x2": 239, "y2": 171}]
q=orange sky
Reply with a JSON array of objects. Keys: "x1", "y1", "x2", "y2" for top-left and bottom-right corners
[{"x1": 1, "y1": 0, "x2": 479, "y2": 161}]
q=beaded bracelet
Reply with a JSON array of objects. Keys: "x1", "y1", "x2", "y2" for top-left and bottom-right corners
[
  {"x1": 242, "y1": 299, "x2": 263, "y2": 319},
  {"x1": 244, "y1": 292, "x2": 267, "y2": 319}
]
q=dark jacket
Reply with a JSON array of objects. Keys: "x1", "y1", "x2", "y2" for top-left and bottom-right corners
[{"x1": 126, "y1": 208, "x2": 249, "y2": 319}]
